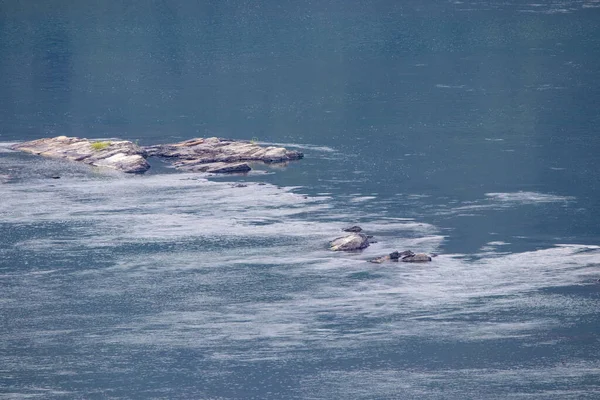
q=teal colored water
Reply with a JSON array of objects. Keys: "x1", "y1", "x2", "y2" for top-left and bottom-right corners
[{"x1": 1, "y1": 1, "x2": 600, "y2": 398}]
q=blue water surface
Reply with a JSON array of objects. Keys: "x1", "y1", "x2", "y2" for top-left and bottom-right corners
[{"x1": 1, "y1": 1, "x2": 600, "y2": 398}]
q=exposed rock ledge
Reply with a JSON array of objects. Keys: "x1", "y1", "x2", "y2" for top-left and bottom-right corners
[
  {"x1": 11, "y1": 136, "x2": 149, "y2": 173},
  {"x1": 10, "y1": 136, "x2": 303, "y2": 174},
  {"x1": 144, "y1": 137, "x2": 303, "y2": 172}
]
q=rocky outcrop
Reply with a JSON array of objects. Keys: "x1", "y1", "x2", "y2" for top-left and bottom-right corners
[
  {"x1": 10, "y1": 136, "x2": 149, "y2": 174},
  {"x1": 10, "y1": 136, "x2": 304, "y2": 174},
  {"x1": 144, "y1": 137, "x2": 303, "y2": 172},
  {"x1": 330, "y1": 233, "x2": 370, "y2": 251}
]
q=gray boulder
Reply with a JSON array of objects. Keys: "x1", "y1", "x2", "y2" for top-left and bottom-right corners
[
  {"x1": 401, "y1": 252, "x2": 432, "y2": 262},
  {"x1": 330, "y1": 233, "x2": 370, "y2": 251}
]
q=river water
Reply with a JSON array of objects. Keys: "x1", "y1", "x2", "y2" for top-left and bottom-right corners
[{"x1": 1, "y1": 1, "x2": 600, "y2": 399}]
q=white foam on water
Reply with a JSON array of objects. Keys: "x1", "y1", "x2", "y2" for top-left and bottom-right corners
[
  {"x1": 435, "y1": 84, "x2": 466, "y2": 89},
  {"x1": 0, "y1": 142, "x2": 18, "y2": 152},
  {"x1": 485, "y1": 191, "x2": 575, "y2": 204},
  {"x1": 349, "y1": 196, "x2": 377, "y2": 203},
  {"x1": 298, "y1": 360, "x2": 600, "y2": 399},
  {"x1": 72, "y1": 239, "x2": 600, "y2": 363},
  {"x1": 480, "y1": 241, "x2": 511, "y2": 252},
  {"x1": 2, "y1": 149, "x2": 599, "y2": 399},
  {"x1": 257, "y1": 141, "x2": 337, "y2": 153},
  {"x1": 434, "y1": 191, "x2": 576, "y2": 217},
  {"x1": 4, "y1": 161, "x2": 598, "y2": 353}
]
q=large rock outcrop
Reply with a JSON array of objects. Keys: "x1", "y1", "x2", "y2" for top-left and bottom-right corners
[
  {"x1": 10, "y1": 136, "x2": 149, "y2": 174},
  {"x1": 144, "y1": 137, "x2": 303, "y2": 172},
  {"x1": 10, "y1": 136, "x2": 304, "y2": 174}
]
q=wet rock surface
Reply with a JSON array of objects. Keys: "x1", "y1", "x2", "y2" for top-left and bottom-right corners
[
  {"x1": 10, "y1": 136, "x2": 304, "y2": 174},
  {"x1": 10, "y1": 136, "x2": 149, "y2": 174},
  {"x1": 177, "y1": 161, "x2": 252, "y2": 174},
  {"x1": 330, "y1": 233, "x2": 370, "y2": 251},
  {"x1": 144, "y1": 137, "x2": 303, "y2": 172},
  {"x1": 402, "y1": 253, "x2": 433, "y2": 262},
  {"x1": 330, "y1": 226, "x2": 378, "y2": 251}
]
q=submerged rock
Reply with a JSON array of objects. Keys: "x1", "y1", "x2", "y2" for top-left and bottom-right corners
[
  {"x1": 330, "y1": 233, "x2": 370, "y2": 251},
  {"x1": 177, "y1": 161, "x2": 252, "y2": 174},
  {"x1": 10, "y1": 136, "x2": 149, "y2": 174},
  {"x1": 369, "y1": 250, "x2": 414, "y2": 264},
  {"x1": 342, "y1": 225, "x2": 363, "y2": 233},
  {"x1": 401, "y1": 252, "x2": 432, "y2": 262},
  {"x1": 144, "y1": 137, "x2": 303, "y2": 172},
  {"x1": 369, "y1": 250, "x2": 433, "y2": 263},
  {"x1": 369, "y1": 255, "x2": 390, "y2": 264}
]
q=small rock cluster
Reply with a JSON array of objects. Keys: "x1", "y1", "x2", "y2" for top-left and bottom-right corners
[
  {"x1": 369, "y1": 250, "x2": 432, "y2": 264},
  {"x1": 329, "y1": 225, "x2": 434, "y2": 263}
]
